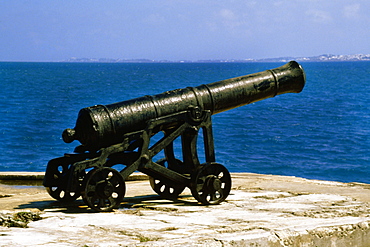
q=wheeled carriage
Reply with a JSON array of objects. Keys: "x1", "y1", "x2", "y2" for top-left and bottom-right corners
[{"x1": 44, "y1": 61, "x2": 305, "y2": 211}]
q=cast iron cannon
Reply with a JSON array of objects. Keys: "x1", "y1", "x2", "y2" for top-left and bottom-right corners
[{"x1": 44, "y1": 61, "x2": 306, "y2": 211}]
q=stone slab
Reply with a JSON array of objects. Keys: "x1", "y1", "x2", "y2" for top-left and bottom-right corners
[{"x1": 1, "y1": 173, "x2": 370, "y2": 246}]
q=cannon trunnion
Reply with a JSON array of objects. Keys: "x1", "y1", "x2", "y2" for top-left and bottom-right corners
[{"x1": 44, "y1": 61, "x2": 306, "y2": 211}]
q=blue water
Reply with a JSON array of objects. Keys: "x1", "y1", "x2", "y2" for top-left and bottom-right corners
[{"x1": 1, "y1": 62, "x2": 369, "y2": 183}]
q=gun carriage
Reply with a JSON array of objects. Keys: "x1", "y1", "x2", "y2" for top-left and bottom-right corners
[{"x1": 43, "y1": 61, "x2": 305, "y2": 211}]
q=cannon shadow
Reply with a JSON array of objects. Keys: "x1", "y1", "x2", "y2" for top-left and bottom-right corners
[{"x1": 15, "y1": 194, "x2": 200, "y2": 214}]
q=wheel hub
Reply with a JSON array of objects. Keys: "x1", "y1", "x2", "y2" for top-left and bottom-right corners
[
  {"x1": 206, "y1": 175, "x2": 222, "y2": 191},
  {"x1": 96, "y1": 180, "x2": 114, "y2": 198}
]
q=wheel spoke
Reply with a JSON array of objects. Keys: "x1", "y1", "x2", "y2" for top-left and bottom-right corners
[
  {"x1": 200, "y1": 192, "x2": 208, "y2": 202},
  {"x1": 108, "y1": 196, "x2": 116, "y2": 206},
  {"x1": 98, "y1": 198, "x2": 106, "y2": 208}
]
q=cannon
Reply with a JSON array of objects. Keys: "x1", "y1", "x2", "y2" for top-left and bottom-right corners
[{"x1": 43, "y1": 61, "x2": 306, "y2": 211}]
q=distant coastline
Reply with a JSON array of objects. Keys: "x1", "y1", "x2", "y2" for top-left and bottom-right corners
[{"x1": 64, "y1": 54, "x2": 370, "y2": 63}]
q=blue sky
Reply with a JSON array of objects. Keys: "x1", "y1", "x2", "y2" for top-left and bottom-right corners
[{"x1": 0, "y1": 0, "x2": 369, "y2": 61}]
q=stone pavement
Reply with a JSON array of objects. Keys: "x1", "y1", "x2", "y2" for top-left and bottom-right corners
[{"x1": 1, "y1": 173, "x2": 370, "y2": 246}]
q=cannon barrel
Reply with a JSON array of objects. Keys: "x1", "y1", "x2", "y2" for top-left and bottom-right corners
[{"x1": 63, "y1": 61, "x2": 305, "y2": 150}]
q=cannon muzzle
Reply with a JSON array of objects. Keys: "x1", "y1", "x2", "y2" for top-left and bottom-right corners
[{"x1": 63, "y1": 61, "x2": 305, "y2": 150}]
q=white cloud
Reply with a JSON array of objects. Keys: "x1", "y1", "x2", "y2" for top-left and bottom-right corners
[
  {"x1": 217, "y1": 8, "x2": 243, "y2": 31},
  {"x1": 305, "y1": 9, "x2": 332, "y2": 23},
  {"x1": 220, "y1": 9, "x2": 236, "y2": 20},
  {"x1": 343, "y1": 4, "x2": 360, "y2": 19}
]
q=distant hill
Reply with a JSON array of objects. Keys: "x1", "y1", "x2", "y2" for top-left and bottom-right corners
[
  {"x1": 64, "y1": 54, "x2": 370, "y2": 63},
  {"x1": 255, "y1": 54, "x2": 370, "y2": 62}
]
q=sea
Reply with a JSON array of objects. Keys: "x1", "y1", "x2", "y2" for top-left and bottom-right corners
[{"x1": 1, "y1": 61, "x2": 369, "y2": 184}]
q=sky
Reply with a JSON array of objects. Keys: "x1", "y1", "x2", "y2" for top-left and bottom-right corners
[{"x1": 0, "y1": 0, "x2": 369, "y2": 62}]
